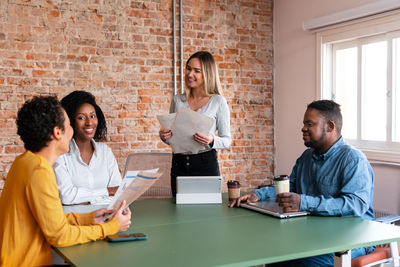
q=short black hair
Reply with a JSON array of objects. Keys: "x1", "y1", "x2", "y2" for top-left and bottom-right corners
[
  {"x1": 16, "y1": 96, "x2": 65, "y2": 153},
  {"x1": 61, "y1": 90, "x2": 107, "y2": 141},
  {"x1": 307, "y1": 100, "x2": 343, "y2": 134}
]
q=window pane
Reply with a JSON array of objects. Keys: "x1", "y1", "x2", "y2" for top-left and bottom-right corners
[
  {"x1": 361, "y1": 41, "x2": 387, "y2": 141},
  {"x1": 335, "y1": 47, "x2": 357, "y2": 139},
  {"x1": 393, "y1": 38, "x2": 400, "y2": 142},
  {"x1": 322, "y1": 44, "x2": 332, "y2": 99}
]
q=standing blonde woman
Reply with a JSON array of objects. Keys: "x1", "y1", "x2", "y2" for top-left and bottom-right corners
[{"x1": 159, "y1": 51, "x2": 231, "y2": 196}]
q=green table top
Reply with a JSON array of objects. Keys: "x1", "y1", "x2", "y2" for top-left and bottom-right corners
[{"x1": 56, "y1": 198, "x2": 400, "y2": 267}]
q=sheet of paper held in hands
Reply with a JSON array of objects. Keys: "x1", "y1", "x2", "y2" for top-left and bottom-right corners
[
  {"x1": 157, "y1": 108, "x2": 215, "y2": 154},
  {"x1": 156, "y1": 113, "x2": 176, "y2": 129},
  {"x1": 105, "y1": 169, "x2": 161, "y2": 219}
]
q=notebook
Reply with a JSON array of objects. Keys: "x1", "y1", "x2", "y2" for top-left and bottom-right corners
[
  {"x1": 176, "y1": 176, "x2": 222, "y2": 204},
  {"x1": 241, "y1": 200, "x2": 309, "y2": 218}
]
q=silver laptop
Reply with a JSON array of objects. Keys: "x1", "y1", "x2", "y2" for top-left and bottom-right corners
[
  {"x1": 241, "y1": 200, "x2": 309, "y2": 218},
  {"x1": 176, "y1": 176, "x2": 222, "y2": 204}
]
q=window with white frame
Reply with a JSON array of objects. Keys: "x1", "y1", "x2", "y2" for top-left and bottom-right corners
[{"x1": 316, "y1": 12, "x2": 400, "y2": 163}]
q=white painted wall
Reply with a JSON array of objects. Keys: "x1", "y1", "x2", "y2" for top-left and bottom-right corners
[{"x1": 273, "y1": 0, "x2": 400, "y2": 215}]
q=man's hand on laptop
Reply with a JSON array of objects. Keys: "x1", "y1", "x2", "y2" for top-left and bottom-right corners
[
  {"x1": 275, "y1": 192, "x2": 300, "y2": 212},
  {"x1": 229, "y1": 192, "x2": 259, "y2": 208}
]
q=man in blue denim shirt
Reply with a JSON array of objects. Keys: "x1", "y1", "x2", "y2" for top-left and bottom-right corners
[{"x1": 230, "y1": 100, "x2": 374, "y2": 266}]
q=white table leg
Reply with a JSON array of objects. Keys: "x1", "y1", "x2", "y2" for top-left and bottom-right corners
[
  {"x1": 333, "y1": 250, "x2": 351, "y2": 267},
  {"x1": 391, "y1": 241, "x2": 399, "y2": 267}
]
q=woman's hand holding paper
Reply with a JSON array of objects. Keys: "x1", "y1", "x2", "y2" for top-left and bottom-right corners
[
  {"x1": 193, "y1": 132, "x2": 214, "y2": 146},
  {"x1": 159, "y1": 129, "x2": 173, "y2": 141}
]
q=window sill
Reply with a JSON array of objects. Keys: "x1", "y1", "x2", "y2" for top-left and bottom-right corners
[{"x1": 361, "y1": 149, "x2": 400, "y2": 165}]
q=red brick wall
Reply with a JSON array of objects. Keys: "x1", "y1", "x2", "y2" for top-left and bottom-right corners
[{"x1": 0, "y1": 0, "x2": 274, "y2": 193}]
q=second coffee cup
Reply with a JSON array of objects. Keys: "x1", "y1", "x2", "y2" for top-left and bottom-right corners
[
  {"x1": 274, "y1": 175, "x2": 289, "y2": 194},
  {"x1": 227, "y1": 180, "x2": 240, "y2": 201}
]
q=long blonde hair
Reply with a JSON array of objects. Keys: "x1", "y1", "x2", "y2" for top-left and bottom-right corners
[{"x1": 185, "y1": 51, "x2": 222, "y2": 98}]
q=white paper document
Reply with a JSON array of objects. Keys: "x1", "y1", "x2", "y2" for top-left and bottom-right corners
[
  {"x1": 157, "y1": 108, "x2": 215, "y2": 154},
  {"x1": 106, "y1": 169, "x2": 161, "y2": 214},
  {"x1": 156, "y1": 113, "x2": 176, "y2": 129}
]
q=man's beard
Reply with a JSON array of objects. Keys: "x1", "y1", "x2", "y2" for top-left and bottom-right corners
[{"x1": 304, "y1": 130, "x2": 326, "y2": 150}]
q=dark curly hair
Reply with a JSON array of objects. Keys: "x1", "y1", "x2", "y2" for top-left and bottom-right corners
[
  {"x1": 307, "y1": 100, "x2": 343, "y2": 134},
  {"x1": 16, "y1": 96, "x2": 65, "y2": 153},
  {"x1": 61, "y1": 90, "x2": 107, "y2": 141}
]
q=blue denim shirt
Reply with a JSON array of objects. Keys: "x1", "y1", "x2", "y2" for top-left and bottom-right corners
[{"x1": 253, "y1": 137, "x2": 375, "y2": 220}]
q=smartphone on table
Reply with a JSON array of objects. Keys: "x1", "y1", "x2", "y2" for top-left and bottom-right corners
[{"x1": 107, "y1": 233, "x2": 147, "y2": 242}]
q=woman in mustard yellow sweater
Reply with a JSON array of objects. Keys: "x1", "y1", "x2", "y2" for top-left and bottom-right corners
[{"x1": 0, "y1": 96, "x2": 131, "y2": 267}]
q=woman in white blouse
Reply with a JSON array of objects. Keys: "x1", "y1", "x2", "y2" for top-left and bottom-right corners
[
  {"x1": 54, "y1": 91, "x2": 121, "y2": 205},
  {"x1": 159, "y1": 51, "x2": 231, "y2": 196}
]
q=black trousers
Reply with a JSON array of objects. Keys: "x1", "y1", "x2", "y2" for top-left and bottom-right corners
[{"x1": 171, "y1": 149, "x2": 220, "y2": 196}]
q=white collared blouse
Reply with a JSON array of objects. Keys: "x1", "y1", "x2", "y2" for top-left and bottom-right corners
[{"x1": 53, "y1": 138, "x2": 122, "y2": 205}]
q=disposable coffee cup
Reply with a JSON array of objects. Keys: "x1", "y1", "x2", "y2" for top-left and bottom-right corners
[
  {"x1": 227, "y1": 180, "x2": 240, "y2": 201},
  {"x1": 274, "y1": 175, "x2": 289, "y2": 194}
]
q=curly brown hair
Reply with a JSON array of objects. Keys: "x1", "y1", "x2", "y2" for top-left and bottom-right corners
[{"x1": 16, "y1": 96, "x2": 65, "y2": 152}]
